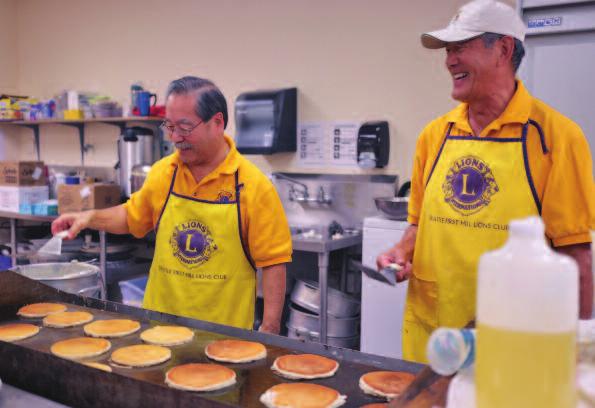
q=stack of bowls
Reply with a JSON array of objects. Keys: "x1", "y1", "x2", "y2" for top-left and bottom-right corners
[{"x1": 287, "y1": 279, "x2": 360, "y2": 349}]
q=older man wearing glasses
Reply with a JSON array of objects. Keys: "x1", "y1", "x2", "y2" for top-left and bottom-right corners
[{"x1": 52, "y1": 76, "x2": 292, "y2": 334}]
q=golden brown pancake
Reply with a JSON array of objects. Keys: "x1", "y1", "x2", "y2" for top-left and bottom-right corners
[
  {"x1": 84, "y1": 319, "x2": 141, "y2": 338},
  {"x1": 110, "y1": 344, "x2": 171, "y2": 367},
  {"x1": 43, "y1": 311, "x2": 94, "y2": 328},
  {"x1": 0, "y1": 323, "x2": 40, "y2": 342},
  {"x1": 359, "y1": 371, "x2": 415, "y2": 400},
  {"x1": 50, "y1": 337, "x2": 111, "y2": 360},
  {"x1": 140, "y1": 325, "x2": 194, "y2": 346},
  {"x1": 82, "y1": 361, "x2": 112, "y2": 372},
  {"x1": 18, "y1": 303, "x2": 67, "y2": 318},
  {"x1": 260, "y1": 383, "x2": 346, "y2": 408},
  {"x1": 165, "y1": 363, "x2": 236, "y2": 391},
  {"x1": 272, "y1": 353, "x2": 339, "y2": 379},
  {"x1": 205, "y1": 339, "x2": 267, "y2": 363}
]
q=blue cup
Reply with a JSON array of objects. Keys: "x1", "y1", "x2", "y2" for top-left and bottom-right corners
[
  {"x1": 64, "y1": 176, "x2": 80, "y2": 185},
  {"x1": 137, "y1": 91, "x2": 157, "y2": 116}
]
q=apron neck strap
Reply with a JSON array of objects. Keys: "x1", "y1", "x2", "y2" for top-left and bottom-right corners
[{"x1": 525, "y1": 120, "x2": 549, "y2": 154}]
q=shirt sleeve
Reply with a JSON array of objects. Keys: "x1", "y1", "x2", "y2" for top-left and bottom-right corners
[
  {"x1": 124, "y1": 163, "x2": 164, "y2": 238},
  {"x1": 407, "y1": 123, "x2": 433, "y2": 225},
  {"x1": 245, "y1": 177, "x2": 293, "y2": 268},
  {"x1": 541, "y1": 123, "x2": 595, "y2": 246}
]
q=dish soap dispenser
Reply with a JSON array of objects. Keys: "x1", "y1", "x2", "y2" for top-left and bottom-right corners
[{"x1": 476, "y1": 216, "x2": 578, "y2": 408}]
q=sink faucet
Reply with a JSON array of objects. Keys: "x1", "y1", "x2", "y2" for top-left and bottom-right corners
[{"x1": 273, "y1": 173, "x2": 332, "y2": 205}]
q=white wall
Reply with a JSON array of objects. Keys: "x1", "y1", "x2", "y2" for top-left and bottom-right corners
[
  {"x1": 8, "y1": 0, "x2": 514, "y2": 179},
  {"x1": 0, "y1": 0, "x2": 20, "y2": 160}
]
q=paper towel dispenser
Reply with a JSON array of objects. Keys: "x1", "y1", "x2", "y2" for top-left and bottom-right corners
[
  {"x1": 234, "y1": 88, "x2": 297, "y2": 154},
  {"x1": 357, "y1": 121, "x2": 389, "y2": 168}
]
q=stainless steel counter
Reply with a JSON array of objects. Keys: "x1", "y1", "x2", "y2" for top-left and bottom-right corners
[{"x1": 291, "y1": 232, "x2": 362, "y2": 253}]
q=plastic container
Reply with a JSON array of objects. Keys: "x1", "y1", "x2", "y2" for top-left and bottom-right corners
[
  {"x1": 426, "y1": 328, "x2": 475, "y2": 376},
  {"x1": 118, "y1": 275, "x2": 148, "y2": 308},
  {"x1": 0, "y1": 255, "x2": 11, "y2": 270},
  {"x1": 476, "y1": 216, "x2": 578, "y2": 408},
  {"x1": 63, "y1": 109, "x2": 83, "y2": 120}
]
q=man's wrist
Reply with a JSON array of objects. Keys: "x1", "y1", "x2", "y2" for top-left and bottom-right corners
[{"x1": 259, "y1": 320, "x2": 281, "y2": 334}]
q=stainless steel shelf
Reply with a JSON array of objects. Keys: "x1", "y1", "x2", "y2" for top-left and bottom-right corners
[
  {"x1": 0, "y1": 211, "x2": 107, "y2": 300},
  {"x1": 291, "y1": 233, "x2": 362, "y2": 344},
  {"x1": 0, "y1": 211, "x2": 57, "y2": 223},
  {"x1": 291, "y1": 233, "x2": 362, "y2": 253}
]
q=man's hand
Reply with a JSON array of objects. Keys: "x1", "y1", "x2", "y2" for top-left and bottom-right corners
[
  {"x1": 376, "y1": 225, "x2": 418, "y2": 283},
  {"x1": 51, "y1": 211, "x2": 95, "y2": 240},
  {"x1": 377, "y1": 247, "x2": 413, "y2": 282},
  {"x1": 51, "y1": 205, "x2": 130, "y2": 239}
]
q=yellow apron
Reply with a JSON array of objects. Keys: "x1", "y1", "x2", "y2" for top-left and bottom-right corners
[
  {"x1": 143, "y1": 167, "x2": 256, "y2": 329},
  {"x1": 403, "y1": 120, "x2": 547, "y2": 362}
]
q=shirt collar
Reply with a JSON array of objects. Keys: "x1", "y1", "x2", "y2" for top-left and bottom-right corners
[
  {"x1": 445, "y1": 80, "x2": 532, "y2": 135},
  {"x1": 170, "y1": 134, "x2": 240, "y2": 176}
]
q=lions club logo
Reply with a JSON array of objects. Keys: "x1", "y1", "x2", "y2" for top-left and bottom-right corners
[
  {"x1": 443, "y1": 155, "x2": 499, "y2": 216},
  {"x1": 216, "y1": 190, "x2": 234, "y2": 203},
  {"x1": 170, "y1": 220, "x2": 217, "y2": 268}
]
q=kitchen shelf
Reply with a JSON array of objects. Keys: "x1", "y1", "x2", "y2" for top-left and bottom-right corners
[
  {"x1": 10, "y1": 116, "x2": 163, "y2": 125},
  {"x1": 0, "y1": 116, "x2": 164, "y2": 165},
  {"x1": 0, "y1": 210, "x2": 57, "y2": 223}
]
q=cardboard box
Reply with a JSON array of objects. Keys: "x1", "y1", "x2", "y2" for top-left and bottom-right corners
[
  {"x1": 0, "y1": 161, "x2": 47, "y2": 186},
  {"x1": 58, "y1": 183, "x2": 121, "y2": 214},
  {"x1": 0, "y1": 186, "x2": 49, "y2": 213}
]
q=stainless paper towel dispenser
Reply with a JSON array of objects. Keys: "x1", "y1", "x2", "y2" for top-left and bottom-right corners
[{"x1": 234, "y1": 88, "x2": 297, "y2": 154}]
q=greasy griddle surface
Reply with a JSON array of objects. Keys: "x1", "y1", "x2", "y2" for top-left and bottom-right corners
[{"x1": 0, "y1": 273, "x2": 420, "y2": 407}]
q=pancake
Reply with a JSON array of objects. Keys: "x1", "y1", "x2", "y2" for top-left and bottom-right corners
[
  {"x1": 0, "y1": 323, "x2": 40, "y2": 342},
  {"x1": 84, "y1": 319, "x2": 141, "y2": 338},
  {"x1": 360, "y1": 404, "x2": 388, "y2": 408},
  {"x1": 51, "y1": 337, "x2": 111, "y2": 360},
  {"x1": 43, "y1": 311, "x2": 94, "y2": 328},
  {"x1": 18, "y1": 303, "x2": 67, "y2": 318},
  {"x1": 110, "y1": 344, "x2": 171, "y2": 367},
  {"x1": 140, "y1": 325, "x2": 194, "y2": 346},
  {"x1": 272, "y1": 353, "x2": 339, "y2": 379},
  {"x1": 82, "y1": 361, "x2": 112, "y2": 372},
  {"x1": 260, "y1": 383, "x2": 346, "y2": 408},
  {"x1": 359, "y1": 371, "x2": 415, "y2": 400},
  {"x1": 165, "y1": 363, "x2": 236, "y2": 391},
  {"x1": 205, "y1": 339, "x2": 267, "y2": 363}
]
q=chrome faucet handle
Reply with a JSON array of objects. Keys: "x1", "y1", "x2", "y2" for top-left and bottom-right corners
[{"x1": 316, "y1": 186, "x2": 332, "y2": 205}]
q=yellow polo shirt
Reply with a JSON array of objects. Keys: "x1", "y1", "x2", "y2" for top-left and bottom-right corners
[
  {"x1": 124, "y1": 135, "x2": 292, "y2": 268},
  {"x1": 409, "y1": 80, "x2": 595, "y2": 247}
]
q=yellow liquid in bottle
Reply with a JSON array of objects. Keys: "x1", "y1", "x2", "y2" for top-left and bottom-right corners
[{"x1": 476, "y1": 323, "x2": 576, "y2": 408}]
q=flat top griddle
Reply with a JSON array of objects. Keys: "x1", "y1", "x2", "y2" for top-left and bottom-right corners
[{"x1": 0, "y1": 271, "x2": 422, "y2": 407}]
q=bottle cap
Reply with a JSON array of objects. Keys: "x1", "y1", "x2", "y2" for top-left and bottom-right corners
[{"x1": 509, "y1": 216, "x2": 544, "y2": 238}]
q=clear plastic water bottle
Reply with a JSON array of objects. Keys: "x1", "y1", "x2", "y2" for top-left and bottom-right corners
[{"x1": 426, "y1": 328, "x2": 476, "y2": 376}]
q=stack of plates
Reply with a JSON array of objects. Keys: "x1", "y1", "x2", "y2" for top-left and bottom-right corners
[{"x1": 91, "y1": 101, "x2": 122, "y2": 118}]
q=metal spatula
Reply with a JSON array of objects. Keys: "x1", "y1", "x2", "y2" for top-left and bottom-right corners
[
  {"x1": 38, "y1": 231, "x2": 69, "y2": 255},
  {"x1": 351, "y1": 260, "x2": 400, "y2": 286}
]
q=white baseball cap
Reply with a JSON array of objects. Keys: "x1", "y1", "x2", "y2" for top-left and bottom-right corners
[{"x1": 421, "y1": 0, "x2": 526, "y2": 49}]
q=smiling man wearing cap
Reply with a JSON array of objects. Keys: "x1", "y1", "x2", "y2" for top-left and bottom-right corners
[{"x1": 378, "y1": 0, "x2": 595, "y2": 363}]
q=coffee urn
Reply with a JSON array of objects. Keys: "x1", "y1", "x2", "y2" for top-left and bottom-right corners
[{"x1": 117, "y1": 127, "x2": 155, "y2": 197}]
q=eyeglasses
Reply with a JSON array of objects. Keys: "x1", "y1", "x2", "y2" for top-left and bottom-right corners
[{"x1": 160, "y1": 120, "x2": 203, "y2": 137}]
